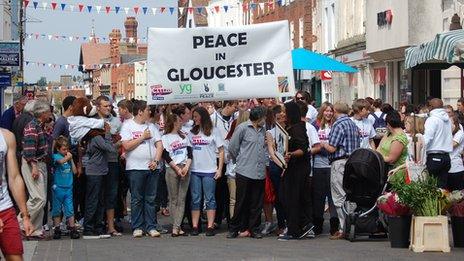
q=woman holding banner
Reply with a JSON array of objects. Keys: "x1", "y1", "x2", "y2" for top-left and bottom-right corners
[{"x1": 188, "y1": 107, "x2": 225, "y2": 236}]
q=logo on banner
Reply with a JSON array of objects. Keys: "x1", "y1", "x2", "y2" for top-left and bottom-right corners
[
  {"x1": 204, "y1": 83, "x2": 210, "y2": 92},
  {"x1": 180, "y1": 84, "x2": 192, "y2": 94},
  {"x1": 218, "y1": 83, "x2": 225, "y2": 92},
  {"x1": 150, "y1": 84, "x2": 172, "y2": 100},
  {"x1": 321, "y1": 71, "x2": 332, "y2": 81}
]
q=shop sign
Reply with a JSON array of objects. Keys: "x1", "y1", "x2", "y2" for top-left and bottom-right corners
[{"x1": 377, "y1": 10, "x2": 393, "y2": 27}]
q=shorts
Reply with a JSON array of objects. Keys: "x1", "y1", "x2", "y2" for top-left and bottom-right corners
[{"x1": 0, "y1": 207, "x2": 24, "y2": 256}]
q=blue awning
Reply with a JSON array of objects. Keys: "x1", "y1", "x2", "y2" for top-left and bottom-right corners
[{"x1": 292, "y1": 48, "x2": 358, "y2": 73}]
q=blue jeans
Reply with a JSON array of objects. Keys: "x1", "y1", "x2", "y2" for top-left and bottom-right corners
[
  {"x1": 51, "y1": 186, "x2": 74, "y2": 218},
  {"x1": 128, "y1": 170, "x2": 159, "y2": 232},
  {"x1": 190, "y1": 173, "x2": 216, "y2": 211}
]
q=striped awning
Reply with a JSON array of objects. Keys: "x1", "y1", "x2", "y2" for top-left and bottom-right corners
[{"x1": 405, "y1": 29, "x2": 464, "y2": 69}]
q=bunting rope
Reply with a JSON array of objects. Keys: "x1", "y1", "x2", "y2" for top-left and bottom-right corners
[
  {"x1": 24, "y1": 60, "x2": 146, "y2": 70},
  {"x1": 25, "y1": 32, "x2": 147, "y2": 44},
  {"x1": 22, "y1": 0, "x2": 274, "y2": 16}
]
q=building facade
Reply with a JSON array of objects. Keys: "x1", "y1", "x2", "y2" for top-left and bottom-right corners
[{"x1": 134, "y1": 61, "x2": 147, "y2": 100}]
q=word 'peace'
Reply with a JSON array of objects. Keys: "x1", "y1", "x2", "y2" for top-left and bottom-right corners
[{"x1": 193, "y1": 33, "x2": 247, "y2": 49}]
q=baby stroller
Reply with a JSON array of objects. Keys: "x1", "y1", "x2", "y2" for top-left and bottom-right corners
[{"x1": 342, "y1": 148, "x2": 388, "y2": 241}]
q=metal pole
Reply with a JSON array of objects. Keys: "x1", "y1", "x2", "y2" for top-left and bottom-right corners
[
  {"x1": 19, "y1": 0, "x2": 24, "y2": 94},
  {"x1": 461, "y1": 68, "x2": 464, "y2": 98}
]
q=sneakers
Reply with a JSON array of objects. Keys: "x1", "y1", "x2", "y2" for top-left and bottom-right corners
[
  {"x1": 299, "y1": 224, "x2": 315, "y2": 239},
  {"x1": 53, "y1": 227, "x2": 61, "y2": 240},
  {"x1": 69, "y1": 228, "x2": 80, "y2": 239},
  {"x1": 147, "y1": 229, "x2": 161, "y2": 237},
  {"x1": 227, "y1": 231, "x2": 239, "y2": 239},
  {"x1": 83, "y1": 231, "x2": 110, "y2": 239},
  {"x1": 133, "y1": 229, "x2": 144, "y2": 238},
  {"x1": 261, "y1": 222, "x2": 277, "y2": 235},
  {"x1": 277, "y1": 234, "x2": 299, "y2": 241},
  {"x1": 278, "y1": 227, "x2": 288, "y2": 237},
  {"x1": 156, "y1": 225, "x2": 168, "y2": 234},
  {"x1": 43, "y1": 224, "x2": 50, "y2": 232},
  {"x1": 306, "y1": 230, "x2": 316, "y2": 239},
  {"x1": 205, "y1": 227, "x2": 215, "y2": 236},
  {"x1": 190, "y1": 227, "x2": 199, "y2": 236}
]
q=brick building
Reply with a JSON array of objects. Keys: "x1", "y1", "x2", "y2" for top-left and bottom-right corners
[
  {"x1": 246, "y1": 0, "x2": 314, "y2": 49},
  {"x1": 178, "y1": 0, "x2": 209, "y2": 27}
]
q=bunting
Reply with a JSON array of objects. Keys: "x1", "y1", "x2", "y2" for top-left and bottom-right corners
[
  {"x1": 24, "y1": 60, "x2": 126, "y2": 70},
  {"x1": 25, "y1": 32, "x2": 148, "y2": 43}
]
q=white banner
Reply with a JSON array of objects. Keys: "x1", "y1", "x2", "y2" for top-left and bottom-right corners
[{"x1": 146, "y1": 21, "x2": 295, "y2": 105}]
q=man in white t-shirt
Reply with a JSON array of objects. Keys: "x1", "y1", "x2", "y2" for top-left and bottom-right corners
[
  {"x1": 350, "y1": 99, "x2": 376, "y2": 149},
  {"x1": 121, "y1": 100, "x2": 163, "y2": 238},
  {"x1": 211, "y1": 100, "x2": 237, "y2": 228}
]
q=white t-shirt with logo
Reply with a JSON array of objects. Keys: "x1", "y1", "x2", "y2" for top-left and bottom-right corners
[
  {"x1": 306, "y1": 122, "x2": 321, "y2": 147},
  {"x1": 449, "y1": 130, "x2": 464, "y2": 173},
  {"x1": 162, "y1": 133, "x2": 191, "y2": 165},
  {"x1": 351, "y1": 117, "x2": 376, "y2": 149},
  {"x1": 189, "y1": 128, "x2": 224, "y2": 173},
  {"x1": 120, "y1": 119, "x2": 162, "y2": 171}
]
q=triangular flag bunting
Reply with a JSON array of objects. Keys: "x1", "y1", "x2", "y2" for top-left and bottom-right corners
[
  {"x1": 105, "y1": 6, "x2": 111, "y2": 13},
  {"x1": 33, "y1": 1, "x2": 38, "y2": 9},
  {"x1": 60, "y1": 3, "x2": 66, "y2": 10},
  {"x1": 214, "y1": 6, "x2": 220, "y2": 13},
  {"x1": 78, "y1": 4, "x2": 84, "y2": 12},
  {"x1": 224, "y1": 5, "x2": 229, "y2": 13},
  {"x1": 151, "y1": 8, "x2": 157, "y2": 15},
  {"x1": 51, "y1": 2, "x2": 57, "y2": 10},
  {"x1": 24, "y1": 0, "x2": 29, "y2": 8},
  {"x1": 26, "y1": 61, "x2": 29, "y2": 65},
  {"x1": 69, "y1": 36, "x2": 73, "y2": 41},
  {"x1": 75, "y1": 36, "x2": 79, "y2": 40},
  {"x1": 242, "y1": 3, "x2": 248, "y2": 12},
  {"x1": 124, "y1": 7, "x2": 129, "y2": 14},
  {"x1": 269, "y1": 2, "x2": 274, "y2": 9},
  {"x1": 277, "y1": 0, "x2": 282, "y2": 6},
  {"x1": 259, "y1": 3, "x2": 264, "y2": 10},
  {"x1": 196, "y1": 7, "x2": 203, "y2": 14},
  {"x1": 59, "y1": 65, "x2": 62, "y2": 69},
  {"x1": 134, "y1": 7, "x2": 139, "y2": 14},
  {"x1": 115, "y1": 6, "x2": 120, "y2": 13},
  {"x1": 143, "y1": 7, "x2": 148, "y2": 15},
  {"x1": 87, "y1": 6, "x2": 92, "y2": 13},
  {"x1": 188, "y1": 7, "x2": 193, "y2": 14},
  {"x1": 178, "y1": 7, "x2": 184, "y2": 14},
  {"x1": 169, "y1": 7, "x2": 175, "y2": 15},
  {"x1": 96, "y1": 6, "x2": 102, "y2": 14},
  {"x1": 48, "y1": 35, "x2": 52, "y2": 40},
  {"x1": 160, "y1": 7, "x2": 166, "y2": 13},
  {"x1": 69, "y1": 5, "x2": 74, "y2": 12},
  {"x1": 65, "y1": 64, "x2": 68, "y2": 69},
  {"x1": 41, "y1": 2, "x2": 47, "y2": 10}
]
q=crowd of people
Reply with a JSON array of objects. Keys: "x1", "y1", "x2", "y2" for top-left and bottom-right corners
[{"x1": 0, "y1": 90, "x2": 463, "y2": 258}]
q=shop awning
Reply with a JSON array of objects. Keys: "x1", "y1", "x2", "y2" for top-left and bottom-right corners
[
  {"x1": 405, "y1": 29, "x2": 464, "y2": 69},
  {"x1": 292, "y1": 48, "x2": 358, "y2": 73}
]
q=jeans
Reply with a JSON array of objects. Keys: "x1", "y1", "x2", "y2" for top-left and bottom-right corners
[
  {"x1": 128, "y1": 170, "x2": 159, "y2": 232},
  {"x1": 84, "y1": 175, "x2": 105, "y2": 233},
  {"x1": 105, "y1": 162, "x2": 120, "y2": 210},
  {"x1": 426, "y1": 153, "x2": 451, "y2": 189},
  {"x1": 51, "y1": 186, "x2": 74, "y2": 218},
  {"x1": 190, "y1": 173, "x2": 216, "y2": 211}
]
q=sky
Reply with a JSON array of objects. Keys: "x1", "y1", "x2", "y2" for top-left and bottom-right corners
[{"x1": 24, "y1": 0, "x2": 177, "y2": 83}]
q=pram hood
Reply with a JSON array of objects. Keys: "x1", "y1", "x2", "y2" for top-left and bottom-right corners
[{"x1": 343, "y1": 148, "x2": 386, "y2": 207}]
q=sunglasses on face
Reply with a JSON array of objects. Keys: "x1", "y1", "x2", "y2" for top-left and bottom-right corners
[{"x1": 296, "y1": 96, "x2": 306, "y2": 101}]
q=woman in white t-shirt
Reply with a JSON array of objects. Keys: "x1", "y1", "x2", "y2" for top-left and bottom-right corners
[
  {"x1": 120, "y1": 100, "x2": 163, "y2": 238},
  {"x1": 161, "y1": 113, "x2": 192, "y2": 237},
  {"x1": 188, "y1": 106, "x2": 225, "y2": 237},
  {"x1": 448, "y1": 116, "x2": 464, "y2": 190}
]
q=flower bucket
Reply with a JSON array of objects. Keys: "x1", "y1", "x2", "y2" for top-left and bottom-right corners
[
  {"x1": 410, "y1": 215, "x2": 450, "y2": 253},
  {"x1": 388, "y1": 215, "x2": 411, "y2": 248},
  {"x1": 451, "y1": 216, "x2": 464, "y2": 247}
]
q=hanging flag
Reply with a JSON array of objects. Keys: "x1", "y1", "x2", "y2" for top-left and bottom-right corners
[
  {"x1": 214, "y1": 6, "x2": 220, "y2": 13},
  {"x1": 69, "y1": 36, "x2": 73, "y2": 41},
  {"x1": 69, "y1": 5, "x2": 74, "y2": 12},
  {"x1": 33, "y1": 1, "x2": 38, "y2": 9},
  {"x1": 105, "y1": 6, "x2": 111, "y2": 13},
  {"x1": 134, "y1": 6, "x2": 139, "y2": 14},
  {"x1": 259, "y1": 3, "x2": 264, "y2": 10},
  {"x1": 224, "y1": 5, "x2": 229, "y2": 13},
  {"x1": 178, "y1": 7, "x2": 184, "y2": 14},
  {"x1": 151, "y1": 7, "x2": 157, "y2": 15},
  {"x1": 78, "y1": 4, "x2": 84, "y2": 12},
  {"x1": 115, "y1": 6, "x2": 120, "y2": 14},
  {"x1": 24, "y1": 0, "x2": 30, "y2": 7},
  {"x1": 196, "y1": 7, "x2": 203, "y2": 14},
  {"x1": 187, "y1": 7, "x2": 193, "y2": 14},
  {"x1": 65, "y1": 64, "x2": 69, "y2": 69},
  {"x1": 48, "y1": 35, "x2": 52, "y2": 40},
  {"x1": 26, "y1": 61, "x2": 29, "y2": 65},
  {"x1": 60, "y1": 3, "x2": 66, "y2": 10},
  {"x1": 96, "y1": 6, "x2": 102, "y2": 14},
  {"x1": 277, "y1": 0, "x2": 282, "y2": 6},
  {"x1": 87, "y1": 6, "x2": 92, "y2": 13},
  {"x1": 242, "y1": 3, "x2": 248, "y2": 12},
  {"x1": 160, "y1": 7, "x2": 166, "y2": 13},
  {"x1": 143, "y1": 7, "x2": 148, "y2": 15},
  {"x1": 41, "y1": 2, "x2": 47, "y2": 10},
  {"x1": 51, "y1": 2, "x2": 57, "y2": 10},
  {"x1": 169, "y1": 7, "x2": 174, "y2": 15},
  {"x1": 124, "y1": 7, "x2": 129, "y2": 14}
]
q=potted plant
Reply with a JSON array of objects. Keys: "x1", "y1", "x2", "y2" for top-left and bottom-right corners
[
  {"x1": 377, "y1": 192, "x2": 411, "y2": 248},
  {"x1": 448, "y1": 190, "x2": 464, "y2": 247}
]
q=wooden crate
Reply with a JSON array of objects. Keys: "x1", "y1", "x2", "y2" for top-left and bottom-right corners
[{"x1": 410, "y1": 215, "x2": 450, "y2": 253}]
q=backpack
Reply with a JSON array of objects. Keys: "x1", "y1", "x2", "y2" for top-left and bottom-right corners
[{"x1": 371, "y1": 112, "x2": 387, "y2": 137}]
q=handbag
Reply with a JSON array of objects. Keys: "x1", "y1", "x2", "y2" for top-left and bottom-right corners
[{"x1": 264, "y1": 170, "x2": 276, "y2": 204}]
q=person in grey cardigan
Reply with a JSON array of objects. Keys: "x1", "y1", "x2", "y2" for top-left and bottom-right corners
[{"x1": 227, "y1": 106, "x2": 267, "y2": 239}]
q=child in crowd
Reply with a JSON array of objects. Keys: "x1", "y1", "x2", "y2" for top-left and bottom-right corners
[{"x1": 52, "y1": 136, "x2": 80, "y2": 239}]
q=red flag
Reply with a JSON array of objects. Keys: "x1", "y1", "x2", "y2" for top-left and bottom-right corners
[
  {"x1": 79, "y1": 4, "x2": 84, "y2": 12},
  {"x1": 242, "y1": 3, "x2": 248, "y2": 12},
  {"x1": 105, "y1": 6, "x2": 111, "y2": 13},
  {"x1": 134, "y1": 6, "x2": 139, "y2": 14},
  {"x1": 187, "y1": 7, "x2": 193, "y2": 14},
  {"x1": 269, "y1": 2, "x2": 274, "y2": 9},
  {"x1": 214, "y1": 6, "x2": 220, "y2": 13},
  {"x1": 24, "y1": 0, "x2": 30, "y2": 7},
  {"x1": 160, "y1": 7, "x2": 166, "y2": 13},
  {"x1": 51, "y1": 2, "x2": 57, "y2": 10}
]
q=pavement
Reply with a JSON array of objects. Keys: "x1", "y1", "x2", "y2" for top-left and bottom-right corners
[{"x1": 23, "y1": 215, "x2": 464, "y2": 261}]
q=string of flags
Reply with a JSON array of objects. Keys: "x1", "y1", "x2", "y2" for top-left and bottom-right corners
[
  {"x1": 25, "y1": 33, "x2": 147, "y2": 44},
  {"x1": 24, "y1": 61, "x2": 141, "y2": 70},
  {"x1": 24, "y1": 1, "x2": 283, "y2": 16}
]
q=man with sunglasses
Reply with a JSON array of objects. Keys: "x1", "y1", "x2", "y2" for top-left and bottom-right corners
[{"x1": 295, "y1": 91, "x2": 318, "y2": 123}]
